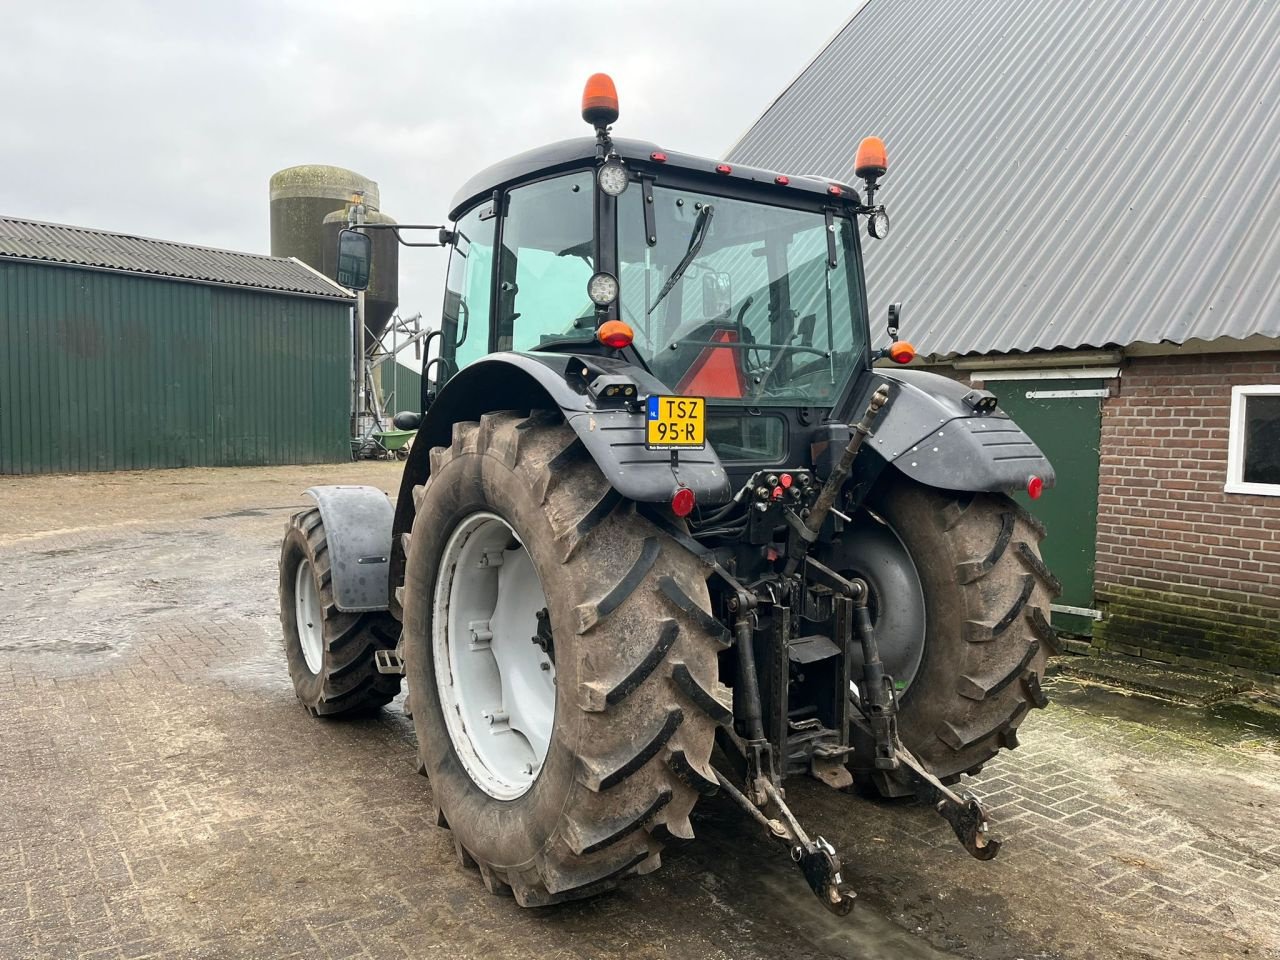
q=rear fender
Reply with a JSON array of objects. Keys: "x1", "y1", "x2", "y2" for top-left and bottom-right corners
[
  {"x1": 391, "y1": 352, "x2": 733, "y2": 578},
  {"x1": 835, "y1": 368, "x2": 1055, "y2": 498},
  {"x1": 302, "y1": 485, "x2": 394, "y2": 612}
]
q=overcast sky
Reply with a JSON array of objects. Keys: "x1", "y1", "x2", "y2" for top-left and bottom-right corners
[{"x1": 3, "y1": 0, "x2": 856, "y2": 344}]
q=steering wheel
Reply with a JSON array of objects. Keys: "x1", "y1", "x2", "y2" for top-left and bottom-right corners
[{"x1": 664, "y1": 338, "x2": 827, "y2": 360}]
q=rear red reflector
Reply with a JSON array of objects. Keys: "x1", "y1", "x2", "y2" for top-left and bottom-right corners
[
  {"x1": 1027, "y1": 475, "x2": 1044, "y2": 500},
  {"x1": 671, "y1": 487, "x2": 696, "y2": 517},
  {"x1": 775, "y1": 174, "x2": 790, "y2": 185},
  {"x1": 716, "y1": 163, "x2": 732, "y2": 175},
  {"x1": 650, "y1": 151, "x2": 667, "y2": 163}
]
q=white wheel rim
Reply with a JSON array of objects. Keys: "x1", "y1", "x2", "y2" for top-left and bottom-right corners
[
  {"x1": 433, "y1": 512, "x2": 556, "y2": 800},
  {"x1": 295, "y1": 559, "x2": 325, "y2": 674}
]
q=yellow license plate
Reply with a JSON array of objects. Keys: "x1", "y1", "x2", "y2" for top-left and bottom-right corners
[{"x1": 646, "y1": 395, "x2": 706, "y2": 450}]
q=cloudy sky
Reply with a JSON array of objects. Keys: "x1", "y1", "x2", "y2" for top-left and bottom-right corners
[{"x1": 3, "y1": 0, "x2": 856, "y2": 335}]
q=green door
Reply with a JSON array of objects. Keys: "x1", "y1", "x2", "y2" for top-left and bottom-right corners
[{"x1": 988, "y1": 377, "x2": 1106, "y2": 637}]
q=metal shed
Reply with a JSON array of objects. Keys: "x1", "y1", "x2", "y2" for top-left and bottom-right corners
[{"x1": 0, "y1": 217, "x2": 355, "y2": 474}]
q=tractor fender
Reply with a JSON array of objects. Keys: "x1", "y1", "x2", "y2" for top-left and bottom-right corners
[
  {"x1": 303, "y1": 485, "x2": 394, "y2": 612},
  {"x1": 840, "y1": 368, "x2": 1055, "y2": 495},
  {"x1": 392, "y1": 352, "x2": 733, "y2": 548}
]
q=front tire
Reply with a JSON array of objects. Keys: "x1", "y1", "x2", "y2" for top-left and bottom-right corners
[
  {"x1": 402, "y1": 411, "x2": 727, "y2": 906},
  {"x1": 278, "y1": 509, "x2": 402, "y2": 716}
]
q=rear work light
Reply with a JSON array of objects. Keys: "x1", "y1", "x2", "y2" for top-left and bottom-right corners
[{"x1": 1027, "y1": 475, "x2": 1044, "y2": 500}]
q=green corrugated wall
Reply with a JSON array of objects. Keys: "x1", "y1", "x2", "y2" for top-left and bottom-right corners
[
  {"x1": 377, "y1": 360, "x2": 424, "y2": 415},
  {"x1": 0, "y1": 260, "x2": 352, "y2": 474}
]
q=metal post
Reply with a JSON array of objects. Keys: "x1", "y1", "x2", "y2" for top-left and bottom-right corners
[{"x1": 347, "y1": 194, "x2": 368, "y2": 444}]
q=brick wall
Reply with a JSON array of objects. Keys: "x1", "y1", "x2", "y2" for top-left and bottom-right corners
[{"x1": 1093, "y1": 352, "x2": 1280, "y2": 677}]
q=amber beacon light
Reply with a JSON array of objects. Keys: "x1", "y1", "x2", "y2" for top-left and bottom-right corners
[
  {"x1": 855, "y1": 136, "x2": 888, "y2": 179},
  {"x1": 582, "y1": 73, "x2": 620, "y2": 127}
]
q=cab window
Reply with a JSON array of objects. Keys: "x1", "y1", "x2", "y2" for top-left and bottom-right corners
[
  {"x1": 440, "y1": 202, "x2": 496, "y2": 376},
  {"x1": 497, "y1": 172, "x2": 595, "y2": 351}
]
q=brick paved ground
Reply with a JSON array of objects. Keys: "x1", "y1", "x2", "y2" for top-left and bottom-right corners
[{"x1": 1, "y1": 465, "x2": 1277, "y2": 960}]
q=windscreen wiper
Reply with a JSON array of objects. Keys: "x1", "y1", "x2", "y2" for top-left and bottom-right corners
[{"x1": 648, "y1": 204, "x2": 714, "y2": 316}]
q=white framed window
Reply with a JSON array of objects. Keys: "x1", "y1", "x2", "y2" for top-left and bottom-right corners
[{"x1": 1226, "y1": 384, "x2": 1280, "y2": 495}]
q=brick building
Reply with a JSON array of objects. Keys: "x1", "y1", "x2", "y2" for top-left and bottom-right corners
[
  {"x1": 1091, "y1": 354, "x2": 1280, "y2": 675},
  {"x1": 728, "y1": 0, "x2": 1280, "y2": 676}
]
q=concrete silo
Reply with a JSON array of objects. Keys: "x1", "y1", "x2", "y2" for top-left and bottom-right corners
[{"x1": 269, "y1": 164, "x2": 399, "y2": 347}]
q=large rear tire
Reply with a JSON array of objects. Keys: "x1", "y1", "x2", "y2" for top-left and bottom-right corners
[
  {"x1": 401, "y1": 411, "x2": 726, "y2": 906},
  {"x1": 278, "y1": 509, "x2": 402, "y2": 717},
  {"x1": 830, "y1": 479, "x2": 1058, "y2": 795}
]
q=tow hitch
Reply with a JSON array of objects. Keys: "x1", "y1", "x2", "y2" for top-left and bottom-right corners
[{"x1": 714, "y1": 769, "x2": 857, "y2": 915}]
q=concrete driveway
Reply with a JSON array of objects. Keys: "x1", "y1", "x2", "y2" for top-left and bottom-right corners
[{"x1": 1, "y1": 465, "x2": 1277, "y2": 960}]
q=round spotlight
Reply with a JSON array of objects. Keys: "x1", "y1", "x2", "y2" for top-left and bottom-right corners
[
  {"x1": 870, "y1": 207, "x2": 890, "y2": 239},
  {"x1": 587, "y1": 272, "x2": 619, "y2": 306},
  {"x1": 868, "y1": 206, "x2": 891, "y2": 239},
  {"x1": 597, "y1": 160, "x2": 629, "y2": 196}
]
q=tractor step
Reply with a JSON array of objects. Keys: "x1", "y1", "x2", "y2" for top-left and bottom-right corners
[{"x1": 374, "y1": 649, "x2": 406, "y2": 675}]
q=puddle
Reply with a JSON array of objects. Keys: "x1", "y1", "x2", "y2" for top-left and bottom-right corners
[{"x1": 1044, "y1": 674, "x2": 1280, "y2": 748}]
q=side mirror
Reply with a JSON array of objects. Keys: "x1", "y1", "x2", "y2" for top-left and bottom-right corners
[{"x1": 336, "y1": 229, "x2": 372, "y2": 291}]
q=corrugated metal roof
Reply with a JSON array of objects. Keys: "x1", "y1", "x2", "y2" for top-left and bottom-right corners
[
  {"x1": 728, "y1": 0, "x2": 1280, "y2": 357},
  {"x1": 0, "y1": 216, "x2": 353, "y2": 301}
]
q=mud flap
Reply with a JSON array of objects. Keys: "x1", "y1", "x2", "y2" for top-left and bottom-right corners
[{"x1": 303, "y1": 485, "x2": 394, "y2": 612}]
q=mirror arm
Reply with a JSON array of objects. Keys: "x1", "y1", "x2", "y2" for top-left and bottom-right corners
[{"x1": 354, "y1": 223, "x2": 453, "y2": 248}]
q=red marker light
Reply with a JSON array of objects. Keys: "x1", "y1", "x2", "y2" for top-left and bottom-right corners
[
  {"x1": 716, "y1": 163, "x2": 732, "y2": 175},
  {"x1": 671, "y1": 487, "x2": 696, "y2": 517},
  {"x1": 650, "y1": 151, "x2": 667, "y2": 163},
  {"x1": 888, "y1": 341, "x2": 916, "y2": 364},
  {"x1": 780, "y1": 473, "x2": 793, "y2": 489},
  {"x1": 597, "y1": 320, "x2": 634, "y2": 349},
  {"x1": 1027, "y1": 475, "x2": 1044, "y2": 500},
  {"x1": 828, "y1": 184, "x2": 843, "y2": 196},
  {"x1": 775, "y1": 174, "x2": 790, "y2": 185}
]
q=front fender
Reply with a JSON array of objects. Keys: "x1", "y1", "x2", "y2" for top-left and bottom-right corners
[
  {"x1": 303, "y1": 485, "x2": 394, "y2": 612},
  {"x1": 843, "y1": 368, "x2": 1055, "y2": 495},
  {"x1": 391, "y1": 352, "x2": 732, "y2": 553}
]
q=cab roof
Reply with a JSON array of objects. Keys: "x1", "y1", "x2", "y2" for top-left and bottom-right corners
[{"x1": 448, "y1": 136, "x2": 856, "y2": 221}]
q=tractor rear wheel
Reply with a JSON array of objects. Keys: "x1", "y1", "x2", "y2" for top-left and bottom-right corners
[
  {"x1": 278, "y1": 509, "x2": 402, "y2": 716},
  {"x1": 401, "y1": 410, "x2": 725, "y2": 906},
  {"x1": 831, "y1": 478, "x2": 1058, "y2": 795}
]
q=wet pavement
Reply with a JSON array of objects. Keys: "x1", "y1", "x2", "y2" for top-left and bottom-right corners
[{"x1": 1, "y1": 464, "x2": 1278, "y2": 960}]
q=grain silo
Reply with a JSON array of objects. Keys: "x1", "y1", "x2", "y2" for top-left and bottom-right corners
[{"x1": 269, "y1": 164, "x2": 400, "y2": 347}]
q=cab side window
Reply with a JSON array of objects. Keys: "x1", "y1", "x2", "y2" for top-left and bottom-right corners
[
  {"x1": 498, "y1": 172, "x2": 595, "y2": 352},
  {"x1": 441, "y1": 202, "x2": 497, "y2": 377}
]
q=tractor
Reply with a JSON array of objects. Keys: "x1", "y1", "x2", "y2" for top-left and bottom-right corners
[{"x1": 278, "y1": 74, "x2": 1058, "y2": 913}]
